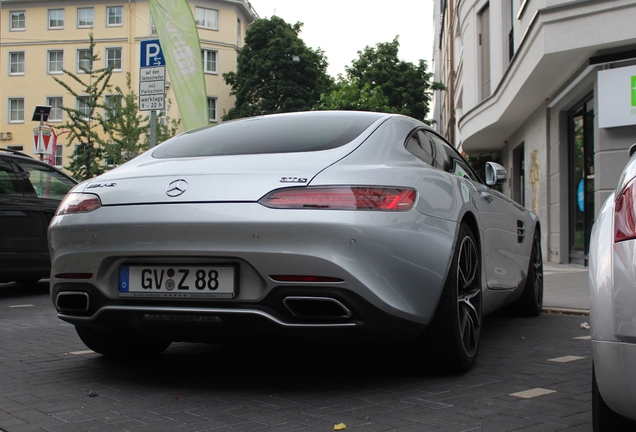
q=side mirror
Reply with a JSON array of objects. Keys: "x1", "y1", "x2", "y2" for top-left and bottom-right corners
[{"x1": 485, "y1": 161, "x2": 508, "y2": 186}]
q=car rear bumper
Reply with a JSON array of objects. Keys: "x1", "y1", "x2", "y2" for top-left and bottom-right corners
[
  {"x1": 592, "y1": 339, "x2": 636, "y2": 422},
  {"x1": 52, "y1": 282, "x2": 427, "y2": 343}
]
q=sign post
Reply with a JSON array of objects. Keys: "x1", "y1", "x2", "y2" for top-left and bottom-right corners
[{"x1": 140, "y1": 40, "x2": 166, "y2": 147}]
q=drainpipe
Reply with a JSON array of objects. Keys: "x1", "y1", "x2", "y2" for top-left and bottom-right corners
[{"x1": 448, "y1": 0, "x2": 456, "y2": 147}]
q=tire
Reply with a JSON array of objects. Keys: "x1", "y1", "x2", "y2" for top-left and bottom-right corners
[
  {"x1": 420, "y1": 223, "x2": 482, "y2": 373},
  {"x1": 507, "y1": 230, "x2": 543, "y2": 317},
  {"x1": 75, "y1": 326, "x2": 171, "y2": 358},
  {"x1": 593, "y1": 366, "x2": 636, "y2": 431}
]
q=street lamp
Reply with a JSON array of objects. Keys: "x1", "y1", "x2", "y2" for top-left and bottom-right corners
[{"x1": 32, "y1": 105, "x2": 52, "y2": 161}]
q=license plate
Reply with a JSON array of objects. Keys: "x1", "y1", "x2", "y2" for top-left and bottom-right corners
[{"x1": 119, "y1": 265, "x2": 236, "y2": 298}]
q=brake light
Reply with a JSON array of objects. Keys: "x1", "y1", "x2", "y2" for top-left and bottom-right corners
[
  {"x1": 259, "y1": 187, "x2": 416, "y2": 211},
  {"x1": 56, "y1": 193, "x2": 102, "y2": 216},
  {"x1": 615, "y1": 177, "x2": 636, "y2": 242}
]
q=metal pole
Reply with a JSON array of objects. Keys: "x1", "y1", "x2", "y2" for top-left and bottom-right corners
[
  {"x1": 39, "y1": 114, "x2": 44, "y2": 161},
  {"x1": 150, "y1": 110, "x2": 157, "y2": 147}
]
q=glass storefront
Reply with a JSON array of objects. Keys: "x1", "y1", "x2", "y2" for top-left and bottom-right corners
[{"x1": 568, "y1": 94, "x2": 595, "y2": 265}]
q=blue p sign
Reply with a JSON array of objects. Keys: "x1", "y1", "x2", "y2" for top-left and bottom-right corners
[{"x1": 140, "y1": 40, "x2": 165, "y2": 67}]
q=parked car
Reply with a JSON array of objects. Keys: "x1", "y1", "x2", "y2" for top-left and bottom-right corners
[
  {"x1": 589, "y1": 143, "x2": 636, "y2": 429},
  {"x1": 49, "y1": 111, "x2": 542, "y2": 372},
  {"x1": 0, "y1": 148, "x2": 77, "y2": 284}
]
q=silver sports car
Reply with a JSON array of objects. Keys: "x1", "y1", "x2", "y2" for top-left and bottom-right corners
[
  {"x1": 49, "y1": 111, "x2": 542, "y2": 372},
  {"x1": 589, "y1": 143, "x2": 636, "y2": 429}
]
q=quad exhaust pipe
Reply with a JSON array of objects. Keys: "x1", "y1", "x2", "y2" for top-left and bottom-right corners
[{"x1": 283, "y1": 296, "x2": 352, "y2": 320}]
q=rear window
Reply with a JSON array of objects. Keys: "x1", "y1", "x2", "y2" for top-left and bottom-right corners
[{"x1": 152, "y1": 112, "x2": 386, "y2": 159}]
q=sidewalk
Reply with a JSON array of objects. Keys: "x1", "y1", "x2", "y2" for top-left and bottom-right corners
[{"x1": 543, "y1": 261, "x2": 589, "y2": 314}]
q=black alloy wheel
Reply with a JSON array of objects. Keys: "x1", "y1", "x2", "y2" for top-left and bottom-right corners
[
  {"x1": 507, "y1": 230, "x2": 543, "y2": 317},
  {"x1": 421, "y1": 223, "x2": 482, "y2": 373}
]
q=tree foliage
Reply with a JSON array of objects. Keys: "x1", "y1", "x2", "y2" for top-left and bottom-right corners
[
  {"x1": 317, "y1": 37, "x2": 444, "y2": 122},
  {"x1": 223, "y1": 16, "x2": 332, "y2": 120},
  {"x1": 52, "y1": 33, "x2": 113, "y2": 181},
  {"x1": 102, "y1": 72, "x2": 149, "y2": 167}
]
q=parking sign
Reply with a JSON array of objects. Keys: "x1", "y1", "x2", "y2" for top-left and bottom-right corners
[{"x1": 140, "y1": 40, "x2": 165, "y2": 67}]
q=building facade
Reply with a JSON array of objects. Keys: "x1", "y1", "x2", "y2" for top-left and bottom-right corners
[
  {"x1": 1, "y1": 0, "x2": 256, "y2": 169},
  {"x1": 432, "y1": 0, "x2": 636, "y2": 265}
]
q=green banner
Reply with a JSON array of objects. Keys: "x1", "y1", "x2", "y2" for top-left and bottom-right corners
[{"x1": 148, "y1": 0, "x2": 208, "y2": 131}]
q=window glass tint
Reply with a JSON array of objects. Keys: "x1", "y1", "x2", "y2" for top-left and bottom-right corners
[
  {"x1": 152, "y1": 112, "x2": 385, "y2": 159},
  {"x1": 17, "y1": 161, "x2": 75, "y2": 200},
  {"x1": 0, "y1": 159, "x2": 22, "y2": 196},
  {"x1": 426, "y1": 132, "x2": 480, "y2": 182}
]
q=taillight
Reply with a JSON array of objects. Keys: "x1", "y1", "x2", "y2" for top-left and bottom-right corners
[
  {"x1": 56, "y1": 193, "x2": 102, "y2": 216},
  {"x1": 259, "y1": 187, "x2": 416, "y2": 211},
  {"x1": 615, "y1": 177, "x2": 636, "y2": 242}
]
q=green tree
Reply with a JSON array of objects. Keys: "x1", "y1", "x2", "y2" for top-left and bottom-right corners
[
  {"x1": 317, "y1": 37, "x2": 444, "y2": 122},
  {"x1": 102, "y1": 72, "x2": 149, "y2": 167},
  {"x1": 223, "y1": 16, "x2": 332, "y2": 120},
  {"x1": 52, "y1": 33, "x2": 113, "y2": 181}
]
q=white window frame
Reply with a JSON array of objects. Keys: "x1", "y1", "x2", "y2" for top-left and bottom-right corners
[
  {"x1": 207, "y1": 97, "x2": 217, "y2": 123},
  {"x1": 76, "y1": 96, "x2": 91, "y2": 119},
  {"x1": 77, "y1": 7, "x2": 94, "y2": 28},
  {"x1": 54, "y1": 144, "x2": 64, "y2": 168},
  {"x1": 195, "y1": 7, "x2": 218, "y2": 30},
  {"x1": 9, "y1": 11, "x2": 26, "y2": 31},
  {"x1": 202, "y1": 49, "x2": 218, "y2": 74},
  {"x1": 48, "y1": 9, "x2": 65, "y2": 29},
  {"x1": 104, "y1": 94, "x2": 121, "y2": 120},
  {"x1": 47, "y1": 96, "x2": 64, "y2": 122},
  {"x1": 106, "y1": 6, "x2": 124, "y2": 27},
  {"x1": 47, "y1": 50, "x2": 64, "y2": 74},
  {"x1": 9, "y1": 51, "x2": 25, "y2": 76},
  {"x1": 9, "y1": 98, "x2": 25, "y2": 123},
  {"x1": 77, "y1": 49, "x2": 92, "y2": 73},
  {"x1": 105, "y1": 47, "x2": 122, "y2": 71}
]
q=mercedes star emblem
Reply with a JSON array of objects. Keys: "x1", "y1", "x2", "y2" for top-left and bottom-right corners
[{"x1": 166, "y1": 179, "x2": 188, "y2": 197}]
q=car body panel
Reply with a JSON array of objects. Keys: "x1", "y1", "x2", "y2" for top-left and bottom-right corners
[{"x1": 590, "y1": 150, "x2": 636, "y2": 422}]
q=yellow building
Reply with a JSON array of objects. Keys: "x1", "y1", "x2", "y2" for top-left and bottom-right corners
[{"x1": 0, "y1": 0, "x2": 256, "y2": 170}]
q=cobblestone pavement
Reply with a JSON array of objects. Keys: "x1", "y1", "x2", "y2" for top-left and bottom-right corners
[{"x1": 1, "y1": 282, "x2": 592, "y2": 432}]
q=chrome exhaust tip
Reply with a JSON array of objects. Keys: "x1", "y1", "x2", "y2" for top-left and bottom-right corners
[
  {"x1": 283, "y1": 296, "x2": 352, "y2": 320},
  {"x1": 56, "y1": 291, "x2": 90, "y2": 313}
]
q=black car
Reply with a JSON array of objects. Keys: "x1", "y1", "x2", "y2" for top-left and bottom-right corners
[{"x1": 0, "y1": 148, "x2": 77, "y2": 284}]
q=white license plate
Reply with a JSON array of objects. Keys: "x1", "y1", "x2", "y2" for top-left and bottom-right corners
[{"x1": 119, "y1": 265, "x2": 236, "y2": 298}]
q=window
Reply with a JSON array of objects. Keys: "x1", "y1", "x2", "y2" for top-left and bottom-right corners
[
  {"x1": 47, "y1": 97, "x2": 64, "y2": 122},
  {"x1": 9, "y1": 98, "x2": 25, "y2": 123},
  {"x1": 207, "y1": 97, "x2": 217, "y2": 123},
  {"x1": 9, "y1": 52, "x2": 25, "y2": 75},
  {"x1": 202, "y1": 50, "x2": 217, "y2": 73},
  {"x1": 195, "y1": 7, "x2": 218, "y2": 30},
  {"x1": 107, "y1": 6, "x2": 123, "y2": 26},
  {"x1": 237, "y1": 19, "x2": 242, "y2": 47},
  {"x1": 77, "y1": 7, "x2": 94, "y2": 28},
  {"x1": 54, "y1": 145, "x2": 64, "y2": 167},
  {"x1": 48, "y1": 50, "x2": 64, "y2": 74},
  {"x1": 77, "y1": 96, "x2": 91, "y2": 119},
  {"x1": 9, "y1": 11, "x2": 26, "y2": 31},
  {"x1": 105, "y1": 48, "x2": 122, "y2": 71},
  {"x1": 77, "y1": 49, "x2": 92, "y2": 73},
  {"x1": 20, "y1": 160, "x2": 76, "y2": 200},
  {"x1": 478, "y1": 3, "x2": 491, "y2": 100},
  {"x1": 104, "y1": 95, "x2": 121, "y2": 120},
  {"x1": 49, "y1": 9, "x2": 64, "y2": 29}
]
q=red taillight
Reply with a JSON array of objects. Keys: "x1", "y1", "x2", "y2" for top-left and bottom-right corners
[
  {"x1": 259, "y1": 187, "x2": 416, "y2": 211},
  {"x1": 56, "y1": 193, "x2": 102, "y2": 216},
  {"x1": 615, "y1": 177, "x2": 636, "y2": 242}
]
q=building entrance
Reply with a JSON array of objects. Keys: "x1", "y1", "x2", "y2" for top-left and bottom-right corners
[{"x1": 568, "y1": 94, "x2": 595, "y2": 265}]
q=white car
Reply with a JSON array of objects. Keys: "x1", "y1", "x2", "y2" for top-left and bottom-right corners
[{"x1": 589, "y1": 143, "x2": 636, "y2": 429}]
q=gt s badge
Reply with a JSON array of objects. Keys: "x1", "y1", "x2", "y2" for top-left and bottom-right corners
[
  {"x1": 280, "y1": 177, "x2": 308, "y2": 183},
  {"x1": 87, "y1": 182, "x2": 116, "y2": 189}
]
